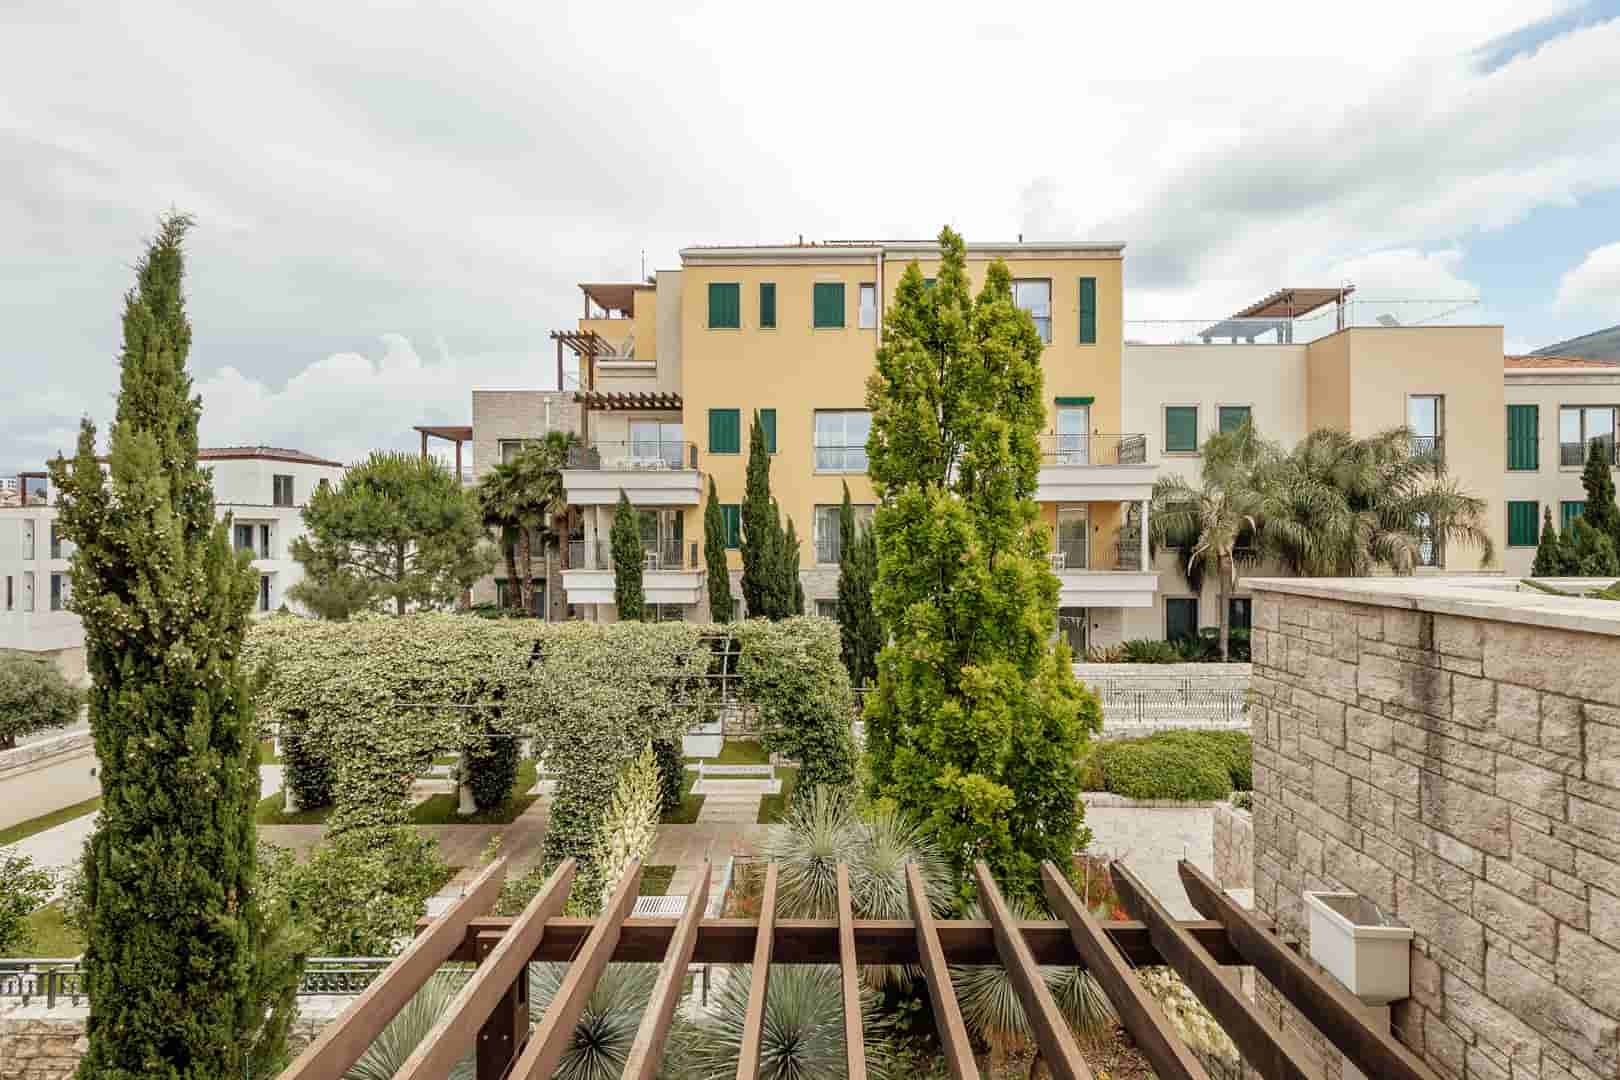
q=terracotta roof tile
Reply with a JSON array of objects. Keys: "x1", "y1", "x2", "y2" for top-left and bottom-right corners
[{"x1": 1504, "y1": 355, "x2": 1620, "y2": 370}]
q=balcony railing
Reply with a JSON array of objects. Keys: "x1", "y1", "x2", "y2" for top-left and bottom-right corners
[
  {"x1": 566, "y1": 441, "x2": 698, "y2": 471},
  {"x1": 566, "y1": 539, "x2": 696, "y2": 571},
  {"x1": 1049, "y1": 538, "x2": 1090, "y2": 571},
  {"x1": 814, "y1": 445, "x2": 868, "y2": 474},
  {"x1": 1562, "y1": 438, "x2": 1618, "y2": 468},
  {"x1": 1116, "y1": 537, "x2": 1143, "y2": 571},
  {"x1": 1408, "y1": 434, "x2": 1444, "y2": 464},
  {"x1": 1124, "y1": 298, "x2": 1481, "y2": 346},
  {"x1": 1039, "y1": 434, "x2": 1149, "y2": 466}
]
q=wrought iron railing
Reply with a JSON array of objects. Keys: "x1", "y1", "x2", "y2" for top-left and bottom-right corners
[
  {"x1": 566, "y1": 441, "x2": 698, "y2": 471},
  {"x1": 1562, "y1": 438, "x2": 1618, "y2": 468},
  {"x1": 1408, "y1": 434, "x2": 1443, "y2": 463},
  {"x1": 0, "y1": 957, "x2": 394, "y2": 1007},
  {"x1": 1088, "y1": 682, "x2": 1249, "y2": 727},
  {"x1": 1038, "y1": 434, "x2": 1148, "y2": 466}
]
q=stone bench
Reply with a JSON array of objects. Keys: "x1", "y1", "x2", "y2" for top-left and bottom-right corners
[{"x1": 693, "y1": 762, "x2": 779, "y2": 795}]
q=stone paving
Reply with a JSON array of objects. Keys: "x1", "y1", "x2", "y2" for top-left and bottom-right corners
[
  {"x1": 1082, "y1": 801, "x2": 1214, "y2": 920},
  {"x1": 693, "y1": 791, "x2": 763, "y2": 825}
]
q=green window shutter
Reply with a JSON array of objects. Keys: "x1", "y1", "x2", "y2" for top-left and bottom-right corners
[
  {"x1": 708, "y1": 283, "x2": 740, "y2": 328},
  {"x1": 813, "y1": 282, "x2": 845, "y2": 328},
  {"x1": 708, "y1": 409, "x2": 740, "y2": 454},
  {"x1": 759, "y1": 409, "x2": 777, "y2": 453},
  {"x1": 1562, "y1": 501, "x2": 1586, "y2": 531},
  {"x1": 1508, "y1": 501, "x2": 1540, "y2": 547},
  {"x1": 721, "y1": 505, "x2": 742, "y2": 549},
  {"x1": 1078, "y1": 277, "x2": 1097, "y2": 344},
  {"x1": 1165, "y1": 406, "x2": 1198, "y2": 452},
  {"x1": 1218, "y1": 406, "x2": 1251, "y2": 433},
  {"x1": 759, "y1": 283, "x2": 776, "y2": 328},
  {"x1": 1506, "y1": 404, "x2": 1539, "y2": 471}
]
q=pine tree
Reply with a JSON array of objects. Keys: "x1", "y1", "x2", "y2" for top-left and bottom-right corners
[
  {"x1": 47, "y1": 213, "x2": 298, "y2": 1078},
  {"x1": 863, "y1": 226, "x2": 1100, "y2": 901},
  {"x1": 782, "y1": 515, "x2": 805, "y2": 616},
  {"x1": 1531, "y1": 506, "x2": 1566, "y2": 577},
  {"x1": 1569, "y1": 516, "x2": 1620, "y2": 576},
  {"x1": 835, "y1": 482, "x2": 881, "y2": 688},
  {"x1": 740, "y1": 412, "x2": 778, "y2": 619},
  {"x1": 1580, "y1": 438, "x2": 1620, "y2": 554},
  {"x1": 703, "y1": 478, "x2": 734, "y2": 621},
  {"x1": 610, "y1": 491, "x2": 645, "y2": 621}
]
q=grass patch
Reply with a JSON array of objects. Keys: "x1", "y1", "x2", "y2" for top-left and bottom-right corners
[
  {"x1": 0, "y1": 797, "x2": 101, "y2": 846},
  {"x1": 2, "y1": 903, "x2": 86, "y2": 959},
  {"x1": 661, "y1": 768, "x2": 704, "y2": 824},
  {"x1": 408, "y1": 760, "x2": 539, "y2": 825},
  {"x1": 640, "y1": 865, "x2": 676, "y2": 895},
  {"x1": 255, "y1": 792, "x2": 333, "y2": 826},
  {"x1": 257, "y1": 739, "x2": 279, "y2": 764},
  {"x1": 757, "y1": 766, "x2": 799, "y2": 824},
  {"x1": 688, "y1": 740, "x2": 771, "y2": 766}
]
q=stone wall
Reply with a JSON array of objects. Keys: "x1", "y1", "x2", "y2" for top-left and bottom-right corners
[
  {"x1": 0, "y1": 731, "x2": 97, "y2": 832},
  {"x1": 1213, "y1": 801, "x2": 1253, "y2": 890},
  {"x1": 1248, "y1": 576, "x2": 1620, "y2": 1080}
]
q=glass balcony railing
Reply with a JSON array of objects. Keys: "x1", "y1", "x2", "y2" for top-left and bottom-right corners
[
  {"x1": 1562, "y1": 438, "x2": 1617, "y2": 468},
  {"x1": 1124, "y1": 298, "x2": 1481, "y2": 346},
  {"x1": 566, "y1": 441, "x2": 698, "y2": 471},
  {"x1": 1038, "y1": 434, "x2": 1149, "y2": 466}
]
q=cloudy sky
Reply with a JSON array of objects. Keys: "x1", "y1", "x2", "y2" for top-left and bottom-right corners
[{"x1": 4, "y1": 0, "x2": 1620, "y2": 475}]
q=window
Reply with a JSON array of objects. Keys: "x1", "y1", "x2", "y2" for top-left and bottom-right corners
[
  {"x1": 1506, "y1": 404, "x2": 1539, "y2": 471},
  {"x1": 258, "y1": 575, "x2": 271, "y2": 613},
  {"x1": 1058, "y1": 608, "x2": 1088, "y2": 657},
  {"x1": 815, "y1": 599, "x2": 839, "y2": 619},
  {"x1": 1228, "y1": 597, "x2": 1253, "y2": 661},
  {"x1": 1054, "y1": 506, "x2": 1088, "y2": 570},
  {"x1": 638, "y1": 508, "x2": 685, "y2": 569},
  {"x1": 1562, "y1": 501, "x2": 1586, "y2": 531},
  {"x1": 234, "y1": 523, "x2": 255, "y2": 554},
  {"x1": 495, "y1": 579, "x2": 545, "y2": 616},
  {"x1": 1507, "y1": 501, "x2": 1539, "y2": 547},
  {"x1": 4, "y1": 576, "x2": 9, "y2": 610},
  {"x1": 1055, "y1": 404, "x2": 1090, "y2": 464},
  {"x1": 1013, "y1": 279, "x2": 1052, "y2": 344},
  {"x1": 50, "y1": 572, "x2": 67, "y2": 611},
  {"x1": 1166, "y1": 597, "x2": 1199, "y2": 643},
  {"x1": 50, "y1": 524, "x2": 61, "y2": 559},
  {"x1": 499, "y1": 439, "x2": 537, "y2": 464},
  {"x1": 1218, "y1": 406, "x2": 1251, "y2": 434},
  {"x1": 1560, "y1": 405, "x2": 1618, "y2": 467},
  {"x1": 720, "y1": 504, "x2": 742, "y2": 549},
  {"x1": 814, "y1": 410, "x2": 871, "y2": 473},
  {"x1": 21, "y1": 572, "x2": 33, "y2": 612},
  {"x1": 708, "y1": 282, "x2": 740, "y2": 329},
  {"x1": 813, "y1": 502, "x2": 874, "y2": 564},
  {"x1": 645, "y1": 603, "x2": 686, "y2": 623},
  {"x1": 630, "y1": 420, "x2": 685, "y2": 466},
  {"x1": 273, "y1": 474, "x2": 294, "y2": 507},
  {"x1": 1408, "y1": 395, "x2": 1444, "y2": 459},
  {"x1": 1165, "y1": 406, "x2": 1199, "y2": 453},
  {"x1": 758, "y1": 409, "x2": 777, "y2": 454},
  {"x1": 259, "y1": 524, "x2": 271, "y2": 559},
  {"x1": 708, "y1": 409, "x2": 741, "y2": 454},
  {"x1": 858, "y1": 283, "x2": 878, "y2": 329},
  {"x1": 759, "y1": 282, "x2": 777, "y2": 328},
  {"x1": 1078, "y1": 277, "x2": 1097, "y2": 345},
  {"x1": 813, "y1": 282, "x2": 845, "y2": 328}
]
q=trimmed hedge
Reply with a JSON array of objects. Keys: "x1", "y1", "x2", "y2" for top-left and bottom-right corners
[{"x1": 1084, "y1": 730, "x2": 1253, "y2": 801}]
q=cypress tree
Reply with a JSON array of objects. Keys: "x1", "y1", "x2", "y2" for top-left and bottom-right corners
[
  {"x1": 1580, "y1": 437, "x2": 1620, "y2": 553},
  {"x1": 1531, "y1": 506, "x2": 1564, "y2": 577},
  {"x1": 836, "y1": 482, "x2": 881, "y2": 688},
  {"x1": 48, "y1": 213, "x2": 298, "y2": 1078},
  {"x1": 740, "y1": 412, "x2": 776, "y2": 618},
  {"x1": 610, "y1": 491, "x2": 645, "y2": 621},
  {"x1": 703, "y1": 478, "x2": 734, "y2": 621},
  {"x1": 782, "y1": 515, "x2": 805, "y2": 616}
]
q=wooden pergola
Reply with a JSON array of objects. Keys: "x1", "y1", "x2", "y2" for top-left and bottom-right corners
[{"x1": 279, "y1": 857, "x2": 1440, "y2": 1080}]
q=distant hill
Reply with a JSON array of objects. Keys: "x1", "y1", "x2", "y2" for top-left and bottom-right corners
[{"x1": 1532, "y1": 324, "x2": 1620, "y2": 361}]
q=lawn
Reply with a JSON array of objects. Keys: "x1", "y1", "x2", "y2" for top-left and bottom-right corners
[
  {"x1": 408, "y1": 759, "x2": 539, "y2": 825},
  {"x1": 255, "y1": 793, "x2": 333, "y2": 826},
  {"x1": 661, "y1": 768, "x2": 704, "y2": 824},
  {"x1": 757, "y1": 766, "x2": 798, "y2": 824},
  {"x1": 0, "y1": 797, "x2": 101, "y2": 846},
  {"x1": 2, "y1": 903, "x2": 86, "y2": 959},
  {"x1": 689, "y1": 739, "x2": 770, "y2": 766},
  {"x1": 257, "y1": 739, "x2": 279, "y2": 764},
  {"x1": 640, "y1": 864, "x2": 676, "y2": 895}
]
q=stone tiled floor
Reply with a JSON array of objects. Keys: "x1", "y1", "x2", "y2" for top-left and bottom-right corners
[{"x1": 694, "y1": 792, "x2": 763, "y2": 825}]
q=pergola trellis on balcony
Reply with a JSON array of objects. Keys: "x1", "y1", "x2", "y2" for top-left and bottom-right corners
[{"x1": 278, "y1": 855, "x2": 1442, "y2": 1080}]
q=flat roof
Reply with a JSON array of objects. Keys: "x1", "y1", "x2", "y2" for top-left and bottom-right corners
[
  {"x1": 198, "y1": 446, "x2": 344, "y2": 468},
  {"x1": 580, "y1": 283, "x2": 640, "y2": 314},
  {"x1": 679, "y1": 239, "x2": 1125, "y2": 261}
]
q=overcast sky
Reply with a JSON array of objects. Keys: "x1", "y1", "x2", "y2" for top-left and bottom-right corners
[{"x1": 4, "y1": 0, "x2": 1620, "y2": 475}]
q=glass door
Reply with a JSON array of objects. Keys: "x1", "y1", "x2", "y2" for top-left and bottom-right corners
[
  {"x1": 1055, "y1": 506, "x2": 1089, "y2": 569},
  {"x1": 1058, "y1": 607, "x2": 1088, "y2": 656},
  {"x1": 1057, "y1": 405, "x2": 1089, "y2": 464}
]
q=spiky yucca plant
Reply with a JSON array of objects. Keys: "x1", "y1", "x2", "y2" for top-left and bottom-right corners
[
  {"x1": 689, "y1": 964, "x2": 893, "y2": 1080},
  {"x1": 526, "y1": 962, "x2": 696, "y2": 1080},
  {"x1": 345, "y1": 971, "x2": 474, "y2": 1080}
]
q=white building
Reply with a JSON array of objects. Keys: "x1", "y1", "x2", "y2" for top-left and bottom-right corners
[{"x1": 0, "y1": 447, "x2": 344, "y2": 682}]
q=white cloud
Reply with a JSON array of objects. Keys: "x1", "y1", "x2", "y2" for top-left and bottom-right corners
[{"x1": 1555, "y1": 241, "x2": 1620, "y2": 315}]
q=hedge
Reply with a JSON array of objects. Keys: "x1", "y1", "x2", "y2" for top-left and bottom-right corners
[{"x1": 1084, "y1": 730, "x2": 1253, "y2": 801}]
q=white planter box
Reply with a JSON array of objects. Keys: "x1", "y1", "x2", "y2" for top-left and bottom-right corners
[{"x1": 1304, "y1": 891, "x2": 1413, "y2": 1005}]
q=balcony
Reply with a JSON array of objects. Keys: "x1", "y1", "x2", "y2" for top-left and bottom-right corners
[
  {"x1": 1035, "y1": 435, "x2": 1157, "y2": 503},
  {"x1": 1047, "y1": 533, "x2": 1157, "y2": 608},
  {"x1": 1408, "y1": 434, "x2": 1444, "y2": 465},
  {"x1": 1124, "y1": 297, "x2": 1482, "y2": 345},
  {"x1": 561, "y1": 441, "x2": 702, "y2": 507},
  {"x1": 560, "y1": 538, "x2": 704, "y2": 607},
  {"x1": 1562, "y1": 438, "x2": 1618, "y2": 469}
]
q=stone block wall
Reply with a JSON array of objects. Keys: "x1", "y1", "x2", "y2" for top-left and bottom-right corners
[
  {"x1": 1248, "y1": 577, "x2": 1620, "y2": 1080},
  {"x1": 1213, "y1": 801, "x2": 1254, "y2": 889}
]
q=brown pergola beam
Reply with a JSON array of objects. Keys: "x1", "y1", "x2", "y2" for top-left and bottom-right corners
[
  {"x1": 512, "y1": 859, "x2": 643, "y2": 1080},
  {"x1": 837, "y1": 865, "x2": 868, "y2": 1080},
  {"x1": 736, "y1": 862, "x2": 779, "y2": 1079},
  {"x1": 1177, "y1": 861, "x2": 1444, "y2": 1080},
  {"x1": 1114, "y1": 864, "x2": 1315, "y2": 1080},
  {"x1": 908, "y1": 864, "x2": 980, "y2": 1079},
  {"x1": 623, "y1": 864, "x2": 710, "y2": 1080},
  {"x1": 282, "y1": 858, "x2": 508, "y2": 1080},
  {"x1": 1041, "y1": 863, "x2": 1211, "y2": 1080},
  {"x1": 975, "y1": 863, "x2": 1093, "y2": 1080},
  {"x1": 395, "y1": 859, "x2": 575, "y2": 1080},
  {"x1": 443, "y1": 915, "x2": 1257, "y2": 967}
]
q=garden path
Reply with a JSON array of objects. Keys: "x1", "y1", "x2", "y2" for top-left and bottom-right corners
[
  {"x1": 1081, "y1": 802, "x2": 1214, "y2": 920},
  {"x1": 693, "y1": 791, "x2": 763, "y2": 825},
  {"x1": 653, "y1": 821, "x2": 773, "y2": 900}
]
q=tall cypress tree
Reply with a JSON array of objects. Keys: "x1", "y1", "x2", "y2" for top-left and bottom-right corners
[
  {"x1": 610, "y1": 491, "x2": 645, "y2": 621},
  {"x1": 1531, "y1": 506, "x2": 1567, "y2": 577},
  {"x1": 740, "y1": 412, "x2": 776, "y2": 618},
  {"x1": 48, "y1": 213, "x2": 298, "y2": 1078},
  {"x1": 1581, "y1": 437, "x2": 1620, "y2": 553},
  {"x1": 782, "y1": 515, "x2": 805, "y2": 616},
  {"x1": 836, "y1": 482, "x2": 881, "y2": 688},
  {"x1": 703, "y1": 478, "x2": 735, "y2": 621}
]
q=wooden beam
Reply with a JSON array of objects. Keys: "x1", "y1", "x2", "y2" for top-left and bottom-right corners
[
  {"x1": 908, "y1": 863, "x2": 980, "y2": 1080},
  {"x1": 837, "y1": 864, "x2": 868, "y2": 1080},
  {"x1": 974, "y1": 863, "x2": 1093, "y2": 1080},
  {"x1": 623, "y1": 865, "x2": 711, "y2": 1080},
  {"x1": 511, "y1": 859, "x2": 643, "y2": 1080},
  {"x1": 1177, "y1": 861, "x2": 1445, "y2": 1080},
  {"x1": 440, "y1": 916, "x2": 1259, "y2": 967},
  {"x1": 735, "y1": 862, "x2": 779, "y2": 1079},
  {"x1": 1113, "y1": 864, "x2": 1315, "y2": 1080},
  {"x1": 395, "y1": 859, "x2": 576, "y2": 1080},
  {"x1": 1041, "y1": 863, "x2": 1211, "y2": 1080},
  {"x1": 280, "y1": 858, "x2": 508, "y2": 1080}
]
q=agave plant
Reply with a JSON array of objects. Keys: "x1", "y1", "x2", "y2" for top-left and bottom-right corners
[
  {"x1": 345, "y1": 970, "x2": 475, "y2": 1080},
  {"x1": 527, "y1": 961, "x2": 698, "y2": 1080},
  {"x1": 688, "y1": 963, "x2": 894, "y2": 1080},
  {"x1": 763, "y1": 785, "x2": 863, "y2": 918}
]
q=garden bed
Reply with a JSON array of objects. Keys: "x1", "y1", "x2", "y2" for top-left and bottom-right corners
[{"x1": 409, "y1": 760, "x2": 540, "y2": 825}]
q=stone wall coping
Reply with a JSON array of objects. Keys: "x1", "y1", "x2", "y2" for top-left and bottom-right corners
[
  {"x1": 1246, "y1": 576, "x2": 1620, "y2": 638},
  {"x1": 1081, "y1": 792, "x2": 1225, "y2": 809},
  {"x1": 1073, "y1": 662, "x2": 1253, "y2": 677},
  {"x1": 0, "y1": 730, "x2": 94, "y2": 775}
]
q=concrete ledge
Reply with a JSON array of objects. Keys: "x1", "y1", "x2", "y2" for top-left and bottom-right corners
[
  {"x1": 1247, "y1": 576, "x2": 1620, "y2": 637},
  {"x1": 1082, "y1": 792, "x2": 1225, "y2": 809},
  {"x1": 0, "y1": 731, "x2": 93, "y2": 774}
]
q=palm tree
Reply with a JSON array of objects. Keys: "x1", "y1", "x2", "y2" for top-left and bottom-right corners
[
  {"x1": 476, "y1": 462, "x2": 524, "y2": 611},
  {"x1": 478, "y1": 432, "x2": 576, "y2": 616}
]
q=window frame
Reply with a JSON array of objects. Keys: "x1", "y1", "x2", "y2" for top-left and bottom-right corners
[
  {"x1": 1559, "y1": 404, "x2": 1619, "y2": 469},
  {"x1": 1216, "y1": 404, "x2": 1252, "y2": 435},
  {"x1": 812, "y1": 502, "x2": 874, "y2": 565},
  {"x1": 1163, "y1": 405, "x2": 1200, "y2": 455},
  {"x1": 758, "y1": 282, "x2": 777, "y2": 329},
  {"x1": 50, "y1": 572, "x2": 66, "y2": 612},
  {"x1": 858, "y1": 282, "x2": 878, "y2": 329},
  {"x1": 272, "y1": 474, "x2": 294, "y2": 508},
  {"x1": 812, "y1": 282, "x2": 846, "y2": 329},
  {"x1": 1506, "y1": 403, "x2": 1539, "y2": 472},
  {"x1": 707, "y1": 282, "x2": 741, "y2": 329},
  {"x1": 813, "y1": 409, "x2": 872, "y2": 474},
  {"x1": 1077, "y1": 277, "x2": 1097, "y2": 345},
  {"x1": 708, "y1": 409, "x2": 742, "y2": 455},
  {"x1": 1012, "y1": 277, "x2": 1053, "y2": 344},
  {"x1": 1506, "y1": 500, "x2": 1540, "y2": 548}
]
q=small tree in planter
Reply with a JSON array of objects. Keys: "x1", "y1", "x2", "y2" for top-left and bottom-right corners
[{"x1": 0, "y1": 653, "x2": 81, "y2": 749}]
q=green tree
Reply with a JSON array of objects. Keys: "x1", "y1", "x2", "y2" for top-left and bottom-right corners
[
  {"x1": 1531, "y1": 506, "x2": 1571, "y2": 577},
  {"x1": 835, "y1": 483, "x2": 881, "y2": 688},
  {"x1": 740, "y1": 412, "x2": 779, "y2": 619},
  {"x1": 610, "y1": 491, "x2": 645, "y2": 620},
  {"x1": 703, "y1": 477, "x2": 735, "y2": 621},
  {"x1": 291, "y1": 451, "x2": 492, "y2": 616},
  {"x1": 782, "y1": 515, "x2": 805, "y2": 615},
  {"x1": 1580, "y1": 437, "x2": 1620, "y2": 553},
  {"x1": 47, "y1": 213, "x2": 298, "y2": 1078},
  {"x1": 501, "y1": 433, "x2": 575, "y2": 615},
  {"x1": 863, "y1": 226, "x2": 1100, "y2": 901},
  {"x1": 1569, "y1": 516, "x2": 1620, "y2": 576},
  {"x1": 0, "y1": 851, "x2": 56, "y2": 955},
  {"x1": 476, "y1": 460, "x2": 526, "y2": 612},
  {"x1": 0, "y1": 653, "x2": 81, "y2": 749}
]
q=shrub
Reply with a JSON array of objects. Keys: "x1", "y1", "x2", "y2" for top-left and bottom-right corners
[
  {"x1": 1119, "y1": 639, "x2": 1182, "y2": 664},
  {"x1": 651, "y1": 739, "x2": 683, "y2": 815},
  {"x1": 0, "y1": 851, "x2": 56, "y2": 954},
  {"x1": 283, "y1": 720, "x2": 335, "y2": 810},
  {"x1": 0, "y1": 653, "x2": 82, "y2": 749},
  {"x1": 261, "y1": 829, "x2": 448, "y2": 955},
  {"x1": 1229, "y1": 791, "x2": 1253, "y2": 812},
  {"x1": 1156, "y1": 729, "x2": 1252, "y2": 791},
  {"x1": 463, "y1": 730, "x2": 519, "y2": 811},
  {"x1": 1087, "y1": 730, "x2": 1253, "y2": 801}
]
